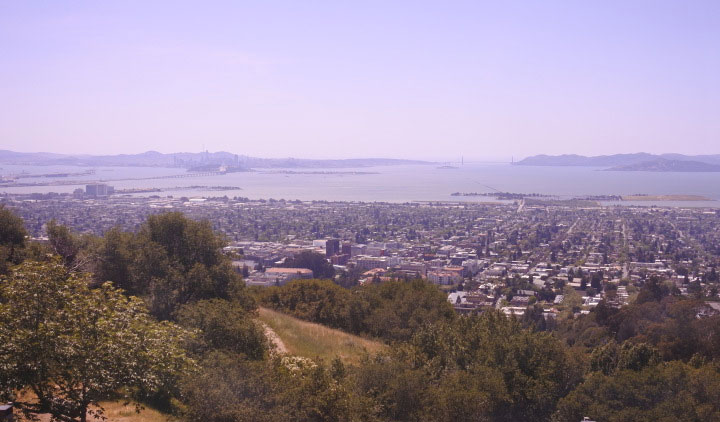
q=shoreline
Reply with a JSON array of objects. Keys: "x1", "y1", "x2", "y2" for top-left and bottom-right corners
[{"x1": 621, "y1": 194, "x2": 711, "y2": 201}]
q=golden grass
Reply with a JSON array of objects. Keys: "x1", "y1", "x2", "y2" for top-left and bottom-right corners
[
  {"x1": 95, "y1": 402, "x2": 172, "y2": 422},
  {"x1": 14, "y1": 400, "x2": 172, "y2": 422},
  {"x1": 258, "y1": 307, "x2": 387, "y2": 364}
]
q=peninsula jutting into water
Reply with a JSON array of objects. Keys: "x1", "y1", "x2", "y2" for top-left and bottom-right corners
[{"x1": 516, "y1": 153, "x2": 720, "y2": 172}]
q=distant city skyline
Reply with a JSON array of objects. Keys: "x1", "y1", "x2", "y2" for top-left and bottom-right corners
[{"x1": 1, "y1": 1, "x2": 719, "y2": 160}]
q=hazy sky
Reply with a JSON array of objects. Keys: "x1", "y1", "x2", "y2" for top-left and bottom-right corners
[{"x1": 1, "y1": 1, "x2": 719, "y2": 160}]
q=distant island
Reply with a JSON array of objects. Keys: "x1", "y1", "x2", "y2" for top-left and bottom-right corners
[
  {"x1": 115, "y1": 185, "x2": 243, "y2": 194},
  {"x1": 622, "y1": 194, "x2": 711, "y2": 201},
  {"x1": 0, "y1": 149, "x2": 432, "y2": 170},
  {"x1": 515, "y1": 153, "x2": 720, "y2": 172},
  {"x1": 451, "y1": 192, "x2": 551, "y2": 200},
  {"x1": 260, "y1": 170, "x2": 380, "y2": 175},
  {"x1": 605, "y1": 158, "x2": 720, "y2": 172}
]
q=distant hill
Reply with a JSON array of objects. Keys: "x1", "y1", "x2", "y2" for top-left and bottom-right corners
[
  {"x1": 516, "y1": 153, "x2": 720, "y2": 169},
  {"x1": 606, "y1": 158, "x2": 720, "y2": 172},
  {"x1": 0, "y1": 150, "x2": 431, "y2": 169},
  {"x1": 515, "y1": 153, "x2": 654, "y2": 167}
]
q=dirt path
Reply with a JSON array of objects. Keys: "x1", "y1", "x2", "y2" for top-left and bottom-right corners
[{"x1": 260, "y1": 321, "x2": 288, "y2": 354}]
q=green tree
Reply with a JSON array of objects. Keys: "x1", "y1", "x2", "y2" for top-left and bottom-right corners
[
  {"x1": 636, "y1": 276, "x2": 670, "y2": 304},
  {"x1": 0, "y1": 260, "x2": 194, "y2": 422},
  {"x1": 283, "y1": 250, "x2": 335, "y2": 279},
  {"x1": 258, "y1": 279, "x2": 358, "y2": 332},
  {"x1": 176, "y1": 299, "x2": 268, "y2": 360},
  {"x1": 616, "y1": 342, "x2": 660, "y2": 372},
  {"x1": 0, "y1": 205, "x2": 26, "y2": 272},
  {"x1": 590, "y1": 341, "x2": 619, "y2": 375},
  {"x1": 46, "y1": 219, "x2": 82, "y2": 268},
  {"x1": 276, "y1": 355, "x2": 356, "y2": 422},
  {"x1": 590, "y1": 341, "x2": 660, "y2": 375},
  {"x1": 94, "y1": 227, "x2": 134, "y2": 293},
  {"x1": 351, "y1": 355, "x2": 437, "y2": 422},
  {"x1": 142, "y1": 212, "x2": 224, "y2": 271},
  {"x1": 403, "y1": 311, "x2": 581, "y2": 421},
  {"x1": 258, "y1": 278, "x2": 455, "y2": 342},
  {"x1": 362, "y1": 279, "x2": 456, "y2": 342},
  {"x1": 553, "y1": 361, "x2": 720, "y2": 422},
  {"x1": 139, "y1": 213, "x2": 248, "y2": 318},
  {"x1": 180, "y1": 351, "x2": 290, "y2": 422},
  {"x1": 93, "y1": 213, "x2": 253, "y2": 320}
]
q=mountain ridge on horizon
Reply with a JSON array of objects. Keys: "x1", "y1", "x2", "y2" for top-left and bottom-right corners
[
  {"x1": 516, "y1": 152, "x2": 720, "y2": 168},
  {"x1": 0, "y1": 149, "x2": 432, "y2": 169}
]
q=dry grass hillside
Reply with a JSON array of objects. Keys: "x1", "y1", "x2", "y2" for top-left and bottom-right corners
[
  {"x1": 258, "y1": 307, "x2": 387, "y2": 364},
  {"x1": 14, "y1": 401, "x2": 171, "y2": 422}
]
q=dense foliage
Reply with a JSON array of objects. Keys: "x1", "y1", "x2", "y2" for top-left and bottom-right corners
[
  {"x1": 180, "y1": 352, "x2": 291, "y2": 422},
  {"x1": 557, "y1": 294, "x2": 720, "y2": 362},
  {"x1": 554, "y1": 361, "x2": 720, "y2": 422},
  {"x1": 176, "y1": 299, "x2": 268, "y2": 360},
  {"x1": 93, "y1": 212, "x2": 253, "y2": 320},
  {"x1": 257, "y1": 278, "x2": 456, "y2": 342},
  {"x1": 0, "y1": 260, "x2": 194, "y2": 422},
  {"x1": 0, "y1": 205, "x2": 26, "y2": 273},
  {"x1": 282, "y1": 250, "x2": 336, "y2": 279},
  {"x1": 351, "y1": 312, "x2": 582, "y2": 422}
]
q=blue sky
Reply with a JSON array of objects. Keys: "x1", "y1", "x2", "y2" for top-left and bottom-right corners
[{"x1": 1, "y1": 1, "x2": 719, "y2": 160}]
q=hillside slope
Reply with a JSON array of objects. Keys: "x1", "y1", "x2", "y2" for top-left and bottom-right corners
[{"x1": 258, "y1": 307, "x2": 386, "y2": 364}]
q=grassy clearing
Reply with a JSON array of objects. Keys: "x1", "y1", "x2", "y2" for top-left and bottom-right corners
[
  {"x1": 258, "y1": 307, "x2": 386, "y2": 364},
  {"x1": 95, "y1": 402, "x2": 171, "y2": 422},
  {"x1": 15, "y1": 401, "x2": 171, "y2": 422}
]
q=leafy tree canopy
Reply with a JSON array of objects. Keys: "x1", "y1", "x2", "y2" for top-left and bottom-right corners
[
  {"x1": 176, "y1": 299, "x2": 268, "y2": 360},
  {"x1": 282, "y1": 250, "x2": 335, "y2": 279},
  {"x1": 93, "y1": 212, "x2": 254, "y2": 320},
  {"x1": 399, "y1": 311, "x2": 582, "y2": 421},
  {"x1": 0, "y1": 260, "x2": 195, "y2": 422},
  {"x1": 258, "y1": 278, "x2": 456, "y2": 342},
  {"x1": 0, "y1": 205, "x2": 27, "y2": 272},
  {"x1": 553, "y1": 361, "x2": 720, "y2": 422}
]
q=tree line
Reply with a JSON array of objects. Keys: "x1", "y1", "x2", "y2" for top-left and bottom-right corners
[{"x1": 254, "y1": 278, "x2": 456, "y2": 342}]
